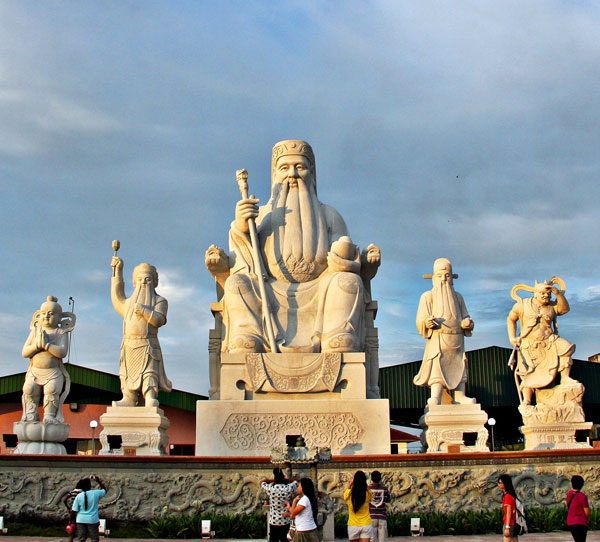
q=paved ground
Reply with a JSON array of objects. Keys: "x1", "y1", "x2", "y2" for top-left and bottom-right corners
[{"x1": 0, "y1": 535, "x2": 598, "y2": 542}]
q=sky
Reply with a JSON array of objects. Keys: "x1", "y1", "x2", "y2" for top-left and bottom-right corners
[{"x1": 2, "y1": 1, "x2": 600, "y2": 396}]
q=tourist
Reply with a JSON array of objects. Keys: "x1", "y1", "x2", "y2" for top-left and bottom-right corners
[
  {"x1": 567, "y1": 475, "x2": 590, "y2": 542},
  {"x1": 63, "y1": 479, "x2": 86, "y2": 542},
  {"x1": 261, "y1": 468, "x2": 298, "y2": 542},
  {"x1": 283, "y1": 477, "x2": 319, "y2": 542},
  {"x1": 70, "y1": 475, "x2": 107, "y2": 542},
  {"x1": 368, "y1": 471, "x2": 390, "y2": 542},
  {"x1": 344, "y1": 471, "x2": 373, "y2": 542},
  {"x1": 498, "y1": 474, "x2": 518, "y2": 542}
]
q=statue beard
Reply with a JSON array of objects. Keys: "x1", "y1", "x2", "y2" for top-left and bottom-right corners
[
  {"x1": 127, "y1": 282, "x2": 156, "y2": 320},
  {"x1": 432, "y1": 279, "x2": 461, "y2": 323},
  {"x1": 268, "y1": 178, "x2": 328, "y2": 282}
]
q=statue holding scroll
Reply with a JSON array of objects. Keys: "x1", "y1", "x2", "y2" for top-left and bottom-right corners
[
  {"x1": 507, "y1": 277, "x2": 577, "y2": 407},
  {"x1": 21, "y1": 296, "x2": 75, "y2": 423},
  {"x1": 110, "y1": 255, "x2": 172, "y2": 407},
  {"x1": 205, "y1": 139, "x2": 381, "y2": 354},
  {"x1": 414, "y1": 258, "x2": 475, "y2": 406}
]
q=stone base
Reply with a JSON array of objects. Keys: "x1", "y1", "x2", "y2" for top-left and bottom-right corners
[
  {"x1": 521, "y1": 421, "x2": 594, "y2": 450},
  {"x1": 13, "y1": 421, "x2": 69, "y2": 455},
  {"x1": 99, "y1": 406, "x2": 170, "y2": 456},
  {"x1": 195, "y1": 398, "x2": 391, "y2": 456},
  {"x1": 420, "y1": 403, "x2": 489, "y2": 453}
]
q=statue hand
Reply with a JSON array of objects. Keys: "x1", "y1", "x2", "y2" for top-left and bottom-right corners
[
  {"x1": 111, "y1": 256, "x2": 124, "y2": 272},
  {"x1": 234, "y1": 197, "x2": 260, "y2": 234},
  {"x1": 134, "y1": 303, "x2": 144, "y2": 316},
  {"x1": 364, "y1": 244, "x2": 381, "y2": 267},
  {"x1": 425, "y1": 316, "x2": 438, "y2": 329},
  {"x1": 461, "y1": 318, "x2": 473, "y2": 330},
  {"x1": 510, "y1": 337, "x2": 521, "y2": 347},
  {"x1": 205, "y1": 245, "x2": 229, "y2": 275}
]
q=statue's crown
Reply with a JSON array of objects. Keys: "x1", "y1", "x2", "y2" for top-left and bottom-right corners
[{"x1": 271, "y1": 140, "x2": 315, "y2": 171}]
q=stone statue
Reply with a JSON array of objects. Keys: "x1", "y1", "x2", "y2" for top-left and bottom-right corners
[
  {"x1": 110, "y1": 256, "x2": 172, "y2": 407},
  {"x1": 507, "y1": 277, "x2": 578, "y2": 407},
  {"x1": 21, "y1": 296, "x2": 75, "y2": 423},
  {"x1": 206, "y1": 139, "x2": 380, "y2": 354},
  {"x1": 413, "y1": 258, "x2": 475, "y2": 406}
]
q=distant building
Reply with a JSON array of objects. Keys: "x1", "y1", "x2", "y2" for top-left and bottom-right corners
[{"x1": 0, "y1": 363, "x2": 206, "y2": 455}]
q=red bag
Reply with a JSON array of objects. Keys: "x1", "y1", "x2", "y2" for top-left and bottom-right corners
[{"x1": 66, "y1": 523, "x2": 76, "y2": 535}]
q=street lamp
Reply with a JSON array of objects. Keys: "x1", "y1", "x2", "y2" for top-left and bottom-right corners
[
  {"x1": 488, "y1": 417, "x2": 496, "y2": 452},
  {"x1": 90, "y1": 420, "x2": 98, "y2": 455}
]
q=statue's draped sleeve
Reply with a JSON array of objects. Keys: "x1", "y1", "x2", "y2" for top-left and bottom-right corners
[
  {"x1": 228, "y1": 221, "x2": 257, "y2": 276},
  {"x1": 416, "y1": 291, "x2": 434, "y2": 339}
]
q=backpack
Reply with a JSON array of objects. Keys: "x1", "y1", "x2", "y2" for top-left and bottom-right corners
[{"x1": 515, "y1": 498, "x2": 529, "y2": 535}]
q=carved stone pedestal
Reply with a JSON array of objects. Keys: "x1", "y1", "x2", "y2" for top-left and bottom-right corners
[
  {"x1": 197, "y1": 351, "x2": 390, "y2": 456},
  {"x1": 420, "y1": 403, "x2": 489, "y2": 453},
  {"x1": 99, "y1": 406, "x2": 170, "y2": 456},
  {"x1": 521, "y1": 421, "x2": 593, "y2": 450},
  {"x1": 13, "y1": 421, "x2": 69, "y2": 454},
  {"x1": 196, "y1": 398, "x2": 390, "y2": 456}
]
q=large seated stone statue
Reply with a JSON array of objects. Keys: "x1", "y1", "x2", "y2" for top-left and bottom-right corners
[
  {"x1": 206, "y1": 140, "x2": 380, "y2": 356},
  {"x1": 507, "y1": 277, "x2": 590, "y2": 449},
  {"x1": 110, "y1": 256, "x2": 172, "y2": 407}
]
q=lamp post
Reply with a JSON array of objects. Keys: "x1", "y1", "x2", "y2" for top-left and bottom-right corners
[
  {"x1": 90, "y1": 420, "x2": 98, "y2": 455},
  {"x1": 488, "y1": 417, "x2": 496, "y2": 452}
]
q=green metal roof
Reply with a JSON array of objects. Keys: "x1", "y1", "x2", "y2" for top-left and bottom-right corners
[{"x1": 0, "y1": 363, "x2": 207, "y2": 412}]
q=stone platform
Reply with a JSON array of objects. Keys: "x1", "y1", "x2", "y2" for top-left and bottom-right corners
[
  {"x1": 521, "y1": 421, "x2": 594, "y2": 450},
  {"x1": 99, "y1": 406, "x2": 170, "y2": 456},
  {"x1": 420, "y1": 403, "x2": 489, "y2": 453},
  {"x1": 13, "y1": 421, "x2": 69, "y2": 455},
  {"x1": 196, "y1": 398, "x2": 391, "y2": 456}
]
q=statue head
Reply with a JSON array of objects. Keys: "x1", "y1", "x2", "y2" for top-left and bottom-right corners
[
  {"x1": 132, "y1": 263, "x2": 158, "y2": 289},
  {"x1": 39, "y1": 296, "x2": 62, "y2": 329},
  {"x1": 432, "y1": 258, "x2": 454, "y2": 287},
  {"x1": 534, "y1": 280, "x2": 552, "y2": 305},
  {"x1": 271, "y1": 140, "x2": 316, "y2": 192}
]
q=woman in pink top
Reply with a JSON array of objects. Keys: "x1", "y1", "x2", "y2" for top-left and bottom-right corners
[{"x1": 567, "y1": 475, "x2": 590, "y2": 542}]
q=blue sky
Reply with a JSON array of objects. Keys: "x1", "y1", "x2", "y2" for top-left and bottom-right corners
[{"x1": 2, "y1": 1, "x2": 600, "y2": 394}]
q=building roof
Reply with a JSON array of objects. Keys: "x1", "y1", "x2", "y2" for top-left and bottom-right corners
[
  {"x1": 390, "y1": 427, "x2": 419, "y2": 442},
  {"x1": 0, "y1": 363, "x2": 207, "y2": 412}
]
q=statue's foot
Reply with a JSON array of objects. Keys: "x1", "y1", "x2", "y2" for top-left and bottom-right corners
[
  {"x1": 427, "y1": 397, "x2": 440, "y2": 407},
  {"x1": 43, "y1": 416, "x2": 60, "y2": 424},
  {"x1": 113, "y1": 397, "x2": 137, "y2": 407},
  {"x1": 22, "y1": 413, "x2": 39, "y2": 422},
  {"x1": 454, "y1": 392, "x2": 476, "y2": 405},
  {"x1": 145, "y1": 397, "x2": 159, "y2": 407},
  {"x1": 322, "y1": 333, "x2": 359, "y2": 353},
  {"x1": 561, "y1": 376, "x2": 577, "y2": 385},
  {"x1": 229, "y1": 335, "x2": 263, "y2": 353}
]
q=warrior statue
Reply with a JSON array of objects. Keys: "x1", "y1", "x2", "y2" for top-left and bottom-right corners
[
  {"x1": 413, "y1": 258, "x2": 475, "y2": 406},
  {"x1": 21, "y1": 296, "x2": 75, "y2": 423},
  {"x1": 507, "y1": 277, "x2": 577, "y2": 407},
  {"x1": 206, "y1": 139, "x2": 381, "y2": 354},
  {"x1": 110, "y1": 256, "x2": 172, "y2": 407}
]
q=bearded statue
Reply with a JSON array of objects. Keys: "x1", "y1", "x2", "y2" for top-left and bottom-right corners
[
  {"x1": 206, "y1": 139, "x2": 381, "y2": 355},
  {"x1": 110, "y1": 257, "x2": 172, "y2": 407},
  {"x1": 414, "y1": 258, "x2": 475, "y2": 406}
]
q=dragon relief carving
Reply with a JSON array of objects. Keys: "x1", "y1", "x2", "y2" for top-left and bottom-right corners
[{"x1": 0, "y1": 461, "x2": 598, "y2": 521}]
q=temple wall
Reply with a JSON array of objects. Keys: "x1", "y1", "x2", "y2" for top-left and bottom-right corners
[{"x1": 1, "y1": 449, "x2": 599, "y2": 521}]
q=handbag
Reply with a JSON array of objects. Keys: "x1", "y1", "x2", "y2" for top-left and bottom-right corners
[
  {"x1": 66, "y1": 523, "x2": 76, "y2": 535},
  {"x1": 287, "y1": 521, "x2": 296, "y2": 541}
]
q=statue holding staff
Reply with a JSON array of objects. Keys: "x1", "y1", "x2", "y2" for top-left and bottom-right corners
[
  {"x1": 21, "y1": 296, "x2": 75, "y2": 423},
  {"x1": 110, "y1": 245, "x2": 172, "y2": 407},
  {"x1": 206, "y1": 139, "x2": 381, "y2": 354}
]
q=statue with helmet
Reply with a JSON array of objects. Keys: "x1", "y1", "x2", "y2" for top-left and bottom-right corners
[
  {"x1": 507, "y1": 277, "x2": 591, "y2": 448},
  {"x1": 110, "y1": 254, "x2": 172, "y2": 408}
]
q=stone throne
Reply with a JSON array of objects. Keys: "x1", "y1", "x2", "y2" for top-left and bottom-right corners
[{"x1": 196, "y1": 140, "x2": 390, "y2": 457}]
